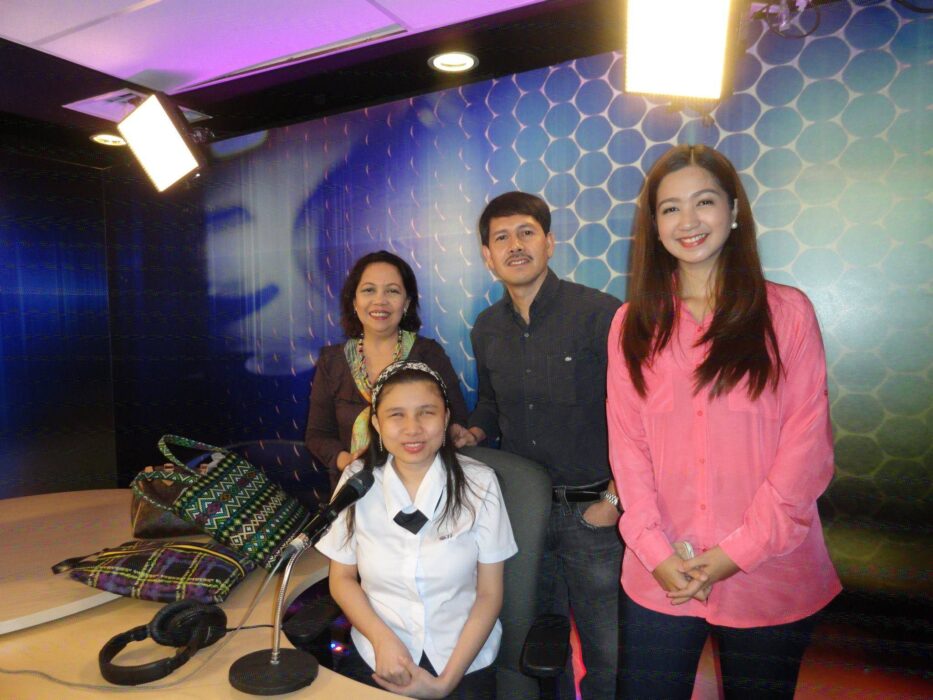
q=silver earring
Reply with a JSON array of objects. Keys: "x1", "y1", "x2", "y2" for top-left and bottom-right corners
[
  {"x1": 730, "y1": 221, "x2": 738, "y2": 230},
  {"x1": 378, "y1": 435, "x2": 383, "y2": 452},
  {"x1": 442, "y1": 433, "x2": 446, "y2": 448}
]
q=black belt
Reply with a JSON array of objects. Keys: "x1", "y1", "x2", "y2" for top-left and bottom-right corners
[{"x1": 552, "y1": 480, "x2": 609, "y2": 503}]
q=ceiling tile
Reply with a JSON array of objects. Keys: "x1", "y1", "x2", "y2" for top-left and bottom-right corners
[
  {"x1": 377, "y1": 0, "x2": 545, "y2": 31},
  {"x1": 32, "y1": 0, "x2": 399, "y2": 92}
]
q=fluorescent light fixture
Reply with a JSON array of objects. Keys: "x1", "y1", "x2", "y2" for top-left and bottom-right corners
[
  {"x1": 117, "y1": 94, "x2": 201, "y2": 192},
  {"x1": 91, "y1": 133, "x2": 126, "y2": 147},
  {"x1": 625, "y1": 0, "x2": 734, "y2": 100},
  {"x1": 428, "y1": 52, "x2": 478, "y2": 73}
]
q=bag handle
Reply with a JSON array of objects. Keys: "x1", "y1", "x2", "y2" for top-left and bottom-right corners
[
  {"x1": 158, "y1": 435, "x2": 228, "y2": 468},
  {"x1": 130, "y1": 469, "x2": 197, "y2": 512}
]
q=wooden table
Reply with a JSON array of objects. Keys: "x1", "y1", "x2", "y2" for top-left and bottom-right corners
[{"x1": 0, "y1": 490, "x2": 393, "y2": 698}]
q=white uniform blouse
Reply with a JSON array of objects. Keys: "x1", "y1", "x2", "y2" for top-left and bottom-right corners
[{"x1": 315, "y1": 453, "x2": 518, "y2": 675}]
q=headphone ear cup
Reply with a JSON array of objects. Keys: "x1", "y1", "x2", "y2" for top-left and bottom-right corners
[
  {"x1": 196, "y1": 605, "x2": 228, "y2": 647},
  {"x1": 100, "y1": 601, "x2": 228, "y2": 686},
  {"x1": 149, "y1": 600, "x2": 227, "y2": 648}
]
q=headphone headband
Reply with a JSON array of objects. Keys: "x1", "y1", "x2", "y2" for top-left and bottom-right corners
[{"x1": 98, "y1": 601, "x2": 226, "y2": 686}]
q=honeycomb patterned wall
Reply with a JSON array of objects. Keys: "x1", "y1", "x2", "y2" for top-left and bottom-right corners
[{"x1": 205, "y1": 1, "x2": 930, "y2": 590}]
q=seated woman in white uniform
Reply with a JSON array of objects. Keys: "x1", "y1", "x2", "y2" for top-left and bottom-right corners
[{"x1": 315, "y1": 361, "x2": 517, "y2": 699}]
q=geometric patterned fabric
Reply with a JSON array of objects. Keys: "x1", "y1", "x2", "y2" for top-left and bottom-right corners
[{"x1": 155, "y1": 435, "x2": 309, "y2": 569}]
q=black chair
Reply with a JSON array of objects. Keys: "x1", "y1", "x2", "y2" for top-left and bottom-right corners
[
  {"x1": 284, "y1": 446, "x2": 568, "y2": 699},
  {"x1": 225, "y1": 439, "x2": 335, "y2": 511}
]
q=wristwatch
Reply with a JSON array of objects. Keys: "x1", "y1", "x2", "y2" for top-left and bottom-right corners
[{"x1": 600, "y1": 490, "x2": 621, "y2": 513}]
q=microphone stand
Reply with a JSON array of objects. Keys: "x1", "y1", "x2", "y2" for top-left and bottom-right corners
[{"x1": 228, "y1": 543, "x2": 319, "y2": 695}]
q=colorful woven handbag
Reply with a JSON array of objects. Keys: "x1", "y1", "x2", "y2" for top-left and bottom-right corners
[
  {"x1": 53, "y1": 539, "x2": 254, "y2": 604},
  {"x1": 130, "y1": 436, "x2": 311, "y2": 569}
]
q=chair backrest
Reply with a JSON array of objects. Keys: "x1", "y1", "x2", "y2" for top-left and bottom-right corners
[
  {"x1": 460, "y1": 446, "x2": 551, "y2": 700},
  {"x1": 226, "y1": 440, "x2": 334, "y2": 510}
]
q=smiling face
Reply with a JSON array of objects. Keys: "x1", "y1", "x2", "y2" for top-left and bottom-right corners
[
  {"x1": 353, "y1": 262, "x2": 409, "y2": 337},
  {"x1": 372, "y1": 379, "x2": 449, "y2": 474},
  {"x1": 655, "y1": 165, "x2": 737, "y2": 277},
  {"x1": 481, "y1": 214, "x2": 555, "y2": 294}
]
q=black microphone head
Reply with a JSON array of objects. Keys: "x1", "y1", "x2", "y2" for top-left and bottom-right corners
[
  {"x1": 346, "y1": 468, "x2": 375, "y2": 496},
  {"x1": 326, "y1": 468, "x2": 375, "y2": 513}
]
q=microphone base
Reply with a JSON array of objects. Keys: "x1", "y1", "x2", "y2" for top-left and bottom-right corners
[{"x1": 229, "y1": 648, "x2": 319, "y2": 695}]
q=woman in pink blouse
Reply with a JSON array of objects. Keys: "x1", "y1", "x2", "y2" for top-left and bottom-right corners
[{"x1": 607, "y1": 144, "x2": 841, "y2": 699}]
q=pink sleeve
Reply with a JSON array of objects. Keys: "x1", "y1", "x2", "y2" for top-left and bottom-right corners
[
  {"x1": 719, "y1": 297, "x2": 835, "y2": 573},
  {"x1": 606, "y1": 307, "x2": 674, "y2": 573}
]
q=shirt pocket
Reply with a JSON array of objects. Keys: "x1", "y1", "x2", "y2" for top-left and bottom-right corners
[
  {"x1": 726, "y1": 384, "x2": 779, "y2": 420},
  {"x1": 546, "y1": 348, "x2": 599, "y2": 405},
  {"x1": 546, "y1": 351, "x2": 576, "y2": 404}
]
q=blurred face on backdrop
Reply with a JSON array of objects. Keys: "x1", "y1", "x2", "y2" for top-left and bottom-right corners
[{"x1": 205, "y1": 131, "x2": 357, "y2": 375}]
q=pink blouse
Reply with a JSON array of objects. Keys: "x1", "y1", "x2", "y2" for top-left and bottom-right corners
[{"x1": 607, "y1": 282, "x2": 841, "y2": 627}]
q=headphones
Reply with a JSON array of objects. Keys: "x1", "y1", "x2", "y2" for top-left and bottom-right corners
[{"x1": 98, "y1": 600, "x2": 228, "y2": 686}]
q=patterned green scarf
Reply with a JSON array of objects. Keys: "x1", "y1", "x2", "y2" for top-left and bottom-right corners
[{"x1": 344, "y1": 330, "x2": 417, "y2": 454}]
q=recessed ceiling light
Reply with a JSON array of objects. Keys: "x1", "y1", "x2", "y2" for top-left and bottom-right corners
[
  {"x1": 91, "y1": 133, "x2": 127, "y2": 147},
  {"x1": 428, "y1": 52, "x2": 478, "y2": 73}
]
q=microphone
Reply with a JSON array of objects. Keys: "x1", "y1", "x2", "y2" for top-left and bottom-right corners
[
  {"x1": 228, "y1": 468, "x2": 374, "y2": 696},
  {"x1": 286, "y1": 469, "x2": 375, "y2": 554}
]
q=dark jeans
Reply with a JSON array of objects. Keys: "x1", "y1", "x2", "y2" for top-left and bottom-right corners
[
  {"x1": 621, "y1": 595, "x2": 819, "y2": 700},
  {"x1": 538, "y1": 494, "x2": 624, "y2": 699},
  {"x1": 335, "y1": 644, "x2": 496, "y2": 700}
]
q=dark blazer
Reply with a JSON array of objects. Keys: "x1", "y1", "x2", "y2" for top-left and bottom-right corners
[{"x1": 305, "y1": 336, "x2": 469, "y2": 469}]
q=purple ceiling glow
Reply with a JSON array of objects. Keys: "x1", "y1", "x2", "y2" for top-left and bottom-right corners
[{"x1": 0, "y1": 0, "x2": 549, "y2": 94}]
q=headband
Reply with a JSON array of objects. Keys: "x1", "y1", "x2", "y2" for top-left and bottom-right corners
[{"x1": 371, "y1": 361, "x2": 449, "y2": 408}]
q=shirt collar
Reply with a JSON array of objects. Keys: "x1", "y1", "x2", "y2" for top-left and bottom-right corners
[
  {"x1": 675, "y1": 296, "x2": 713, "y2": 329},
  {"x1": 383, "y1": 454, "x2": 446, "y2": 521},
  {"x1": 502, "y1": 267, "x2": 560, "y2": 323}
]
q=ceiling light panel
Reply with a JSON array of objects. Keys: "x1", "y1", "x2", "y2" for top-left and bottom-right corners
[
  {"x1": 625, "y1": 0, "x2": 733, "y2": 100},
  {"x1": 118, "y1": 94, "x2": 199, "y2": 192}
]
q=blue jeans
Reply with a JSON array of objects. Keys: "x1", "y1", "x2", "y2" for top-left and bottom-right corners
[
  {"x1": 538, "y1": 494, "x2": 624, "y2": 699},
  {"x1": 621, "y1": 595, "x2": 818, "y2": 699}
]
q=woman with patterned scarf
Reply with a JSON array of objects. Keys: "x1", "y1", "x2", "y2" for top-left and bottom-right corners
[{"x1": 305, "y1": 250, "x2": 469, "y2": 471}]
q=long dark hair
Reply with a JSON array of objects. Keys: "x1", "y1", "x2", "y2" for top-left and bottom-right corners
[
  {"x1": 344, "y1": 366, "x2": 475, "y2": 539},
  {"x1": 340, "y1": 250, "x2": 422, "y2": 338},
  {"x1": 622, "y1": 144, "x2": 782, "y2": 400}
]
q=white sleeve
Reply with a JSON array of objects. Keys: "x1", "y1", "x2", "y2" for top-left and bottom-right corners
[
  {"x1": 473, "y1": 471, "x2": 519, "y2": 564},
  {"x1": 314, "y1": 463, "x2": 361, "y2": 565}
]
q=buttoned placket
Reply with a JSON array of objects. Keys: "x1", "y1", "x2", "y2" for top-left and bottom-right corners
[
  {"x1": 514, "y1": 311, "x2": 538, "y2": 450},
  {"x1": 383, "y1": 459, "x2": 444, "y2": 660},
  {"x1": 684, "y1": 308, "x2": 713, "y2": 552}
]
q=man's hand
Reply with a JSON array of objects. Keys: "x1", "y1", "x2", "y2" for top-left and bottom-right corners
[
  {"x1": 582, "y1": 479, "x2": 620, "y2": 527},
  {"x1": 451, "y1": 425, "x2": 485, "y2": 449},
  {"x1": 582, "y1": 499, "x2": 619, "y2": 527}
]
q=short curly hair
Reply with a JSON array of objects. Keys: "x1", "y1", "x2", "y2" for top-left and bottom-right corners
[{"x1": 340, "y1": 251, "x2": 422, "y2": 338}]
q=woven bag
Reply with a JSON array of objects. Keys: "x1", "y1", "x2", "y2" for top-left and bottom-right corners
[
  {"x1": 54, "y1": 539, "x2": 253, "y2": 604},
  {"x1": 131, "y1": 436, "x2": 310, "y2": 569}
]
